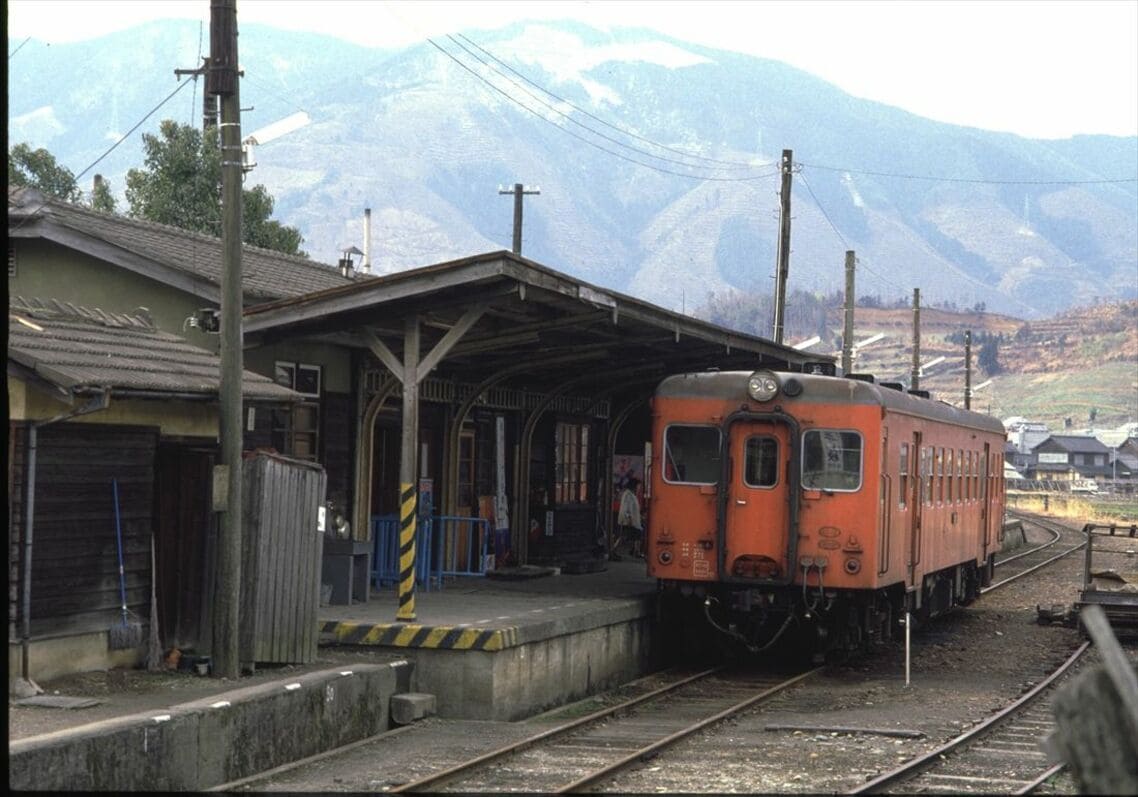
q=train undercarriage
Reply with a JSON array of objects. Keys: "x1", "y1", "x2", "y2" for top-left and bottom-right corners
[{"x1": 657, "y1": 555, "x2": 995, "y2": 663}]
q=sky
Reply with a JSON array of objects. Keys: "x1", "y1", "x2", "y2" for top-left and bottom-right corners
[{"x1": 7, "y1": 0, "x2": 1138, "y2": 140}]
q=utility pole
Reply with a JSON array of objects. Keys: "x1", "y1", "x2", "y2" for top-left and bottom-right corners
[
  {"x1": 910, "y1": 288, "x2": 921, "y2": 392},
  {"x1": 841, "y1": 250, "x2": 856, "y2": 375},
  {"x1": 964, "y1": 329, "x2": 973, "y2": 410},
  {"x1": 174, "y1": 56, "x2": 219, "y2": 130},
  {"x1": 211, "y1": 0, "x2": 243, "y2": 680},
  {"x1": 498, "y1": 183, "x2": 540, "y2": 255},
  {"x1": 772, "y1": 149, "x2": 793, "y2": 345}
]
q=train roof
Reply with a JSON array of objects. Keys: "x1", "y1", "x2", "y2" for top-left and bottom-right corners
[{"x1": 656, "y1": 370, "x2": 1007, "y2": 438}]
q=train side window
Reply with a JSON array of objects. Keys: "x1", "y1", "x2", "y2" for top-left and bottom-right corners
[
  {"x1": 942, "y1": 450, "x2": 951, "y2": 500},
  {"x1": 801, "y1": 430, "x2": 862, "y2": 492},
  {"x1": 957, "y1": 449, "x2": 964, "y2": 503},
  {"x1": 898, "y1": 443, "x2": 909, "y2": 508},
  {"x1": 743, "y1": 436, "x2": 779, "y2": 488},
  {"x1": 663, "y1": 424, "x2": 721, "y2": 485},
  {"x1": 922, "y1": 447, "x2": 932, "y2": 505}
]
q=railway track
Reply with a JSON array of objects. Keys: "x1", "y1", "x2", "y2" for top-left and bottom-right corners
[
  {"x1": 987, "y1": 512, "x2": 1086, "y2": 592},
  {"x1": 847, "y1": 642, "x2": 1094, "y2": 795},
  {"x1": 391, "y1": 665, "x2": 820, "y2": 793}
]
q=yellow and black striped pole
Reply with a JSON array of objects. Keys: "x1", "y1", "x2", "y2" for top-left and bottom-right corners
[{"x1": 397, "y1": 482, "x2": 417, "y2": 621}]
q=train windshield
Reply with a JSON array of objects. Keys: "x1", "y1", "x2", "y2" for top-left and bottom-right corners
[
  {"x1": 663, "y1": 424, "x2": 721, "y2": 484},
  {"x1": 801, "y1": 429, "x2": 863, "y2": 491}
]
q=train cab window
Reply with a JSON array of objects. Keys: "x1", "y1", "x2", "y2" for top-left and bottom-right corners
[
  {"x1": 743, "y1": 436, "x2": 779, "y2": 488},
  {"x1": 898, "y1": 443, "x2": 909, "y2": 508},
  {"x1": 663, "y1": 425, "x2": 721, "y2": 485},
  {"x1": 801, "y1": 430, "x2": 862, "y2": 492}
]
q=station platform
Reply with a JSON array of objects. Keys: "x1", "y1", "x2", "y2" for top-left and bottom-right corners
[
  {"x1": 319, "y1": 557, "x2": 659, "y2": 720},
  {"x1": 9, "y1": 559, "x2": 659, "y2": 791}
]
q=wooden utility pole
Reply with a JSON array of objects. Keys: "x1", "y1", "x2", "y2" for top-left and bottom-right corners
[
  {"x1": 910, "y1": 288, "x2": 921, "y2": 392},
  {"x1": 772, "y1": 149, "x2": 793, "y2": 345},
  {"x1": 498, "y1": 183, "x2": 540, "y2": 255},
  {"x1": 174, "y1": 56, "x2": 219, "y2": 130},
  {"x1": 211, "y1": 0, "x2": 243, "y2": 680},
  {"x1": 841, "y1": 250, "x2": 856, "y2": 375},
  {"x1": 964, "y1": 329, "x2": 973, "y2": 410}
]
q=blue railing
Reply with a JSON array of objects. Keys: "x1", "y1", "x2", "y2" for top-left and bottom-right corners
[{"x1": 371, "y1": 514, "x2": 492, "y2": 591}]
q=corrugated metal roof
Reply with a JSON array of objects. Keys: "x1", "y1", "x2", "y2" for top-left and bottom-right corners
[
  {"x1": 8, "y1": 297, "x2": 299, "y2": 401},
  {"x1": 8, "y1": 187, "x2": 364, "y2": 302}
]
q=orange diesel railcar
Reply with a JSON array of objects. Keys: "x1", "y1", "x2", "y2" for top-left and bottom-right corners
[{"x1": 648, "y1": 368, "x2": 1007, "y2": 658}]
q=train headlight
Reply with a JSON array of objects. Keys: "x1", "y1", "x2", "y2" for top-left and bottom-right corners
[{"x1": 746, "y1": 370, "x2": 779, "y2": 402}]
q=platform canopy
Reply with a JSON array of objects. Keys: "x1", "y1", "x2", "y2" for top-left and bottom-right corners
[{"x1": 244, "y1": 250, "x2": 829, "y2": 389}]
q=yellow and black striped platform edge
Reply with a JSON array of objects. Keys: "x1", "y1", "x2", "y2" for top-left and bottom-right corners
[{"x1": 320, "y1": 621, "x2": 520, "y2": 651}]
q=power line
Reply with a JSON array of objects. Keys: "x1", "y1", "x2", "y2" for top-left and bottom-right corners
[
  {"x1": 426, "y1": 37, "x2": 780, "y2": 183},
  {"x1": 800, "y1": 160, "x2": 1137, "y2": 186},
  {"x1": 8, "y1": 36, "x2": 32, "y2": 60},
  {"x1": 74, "y1": 77, "x2": 194, "y2": 183},
  {"x1": 454, "y1": 33, "x2": 770, "y2": 172}
]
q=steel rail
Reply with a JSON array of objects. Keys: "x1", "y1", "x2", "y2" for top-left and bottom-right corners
[
  {"x1": 1012, "y1": 762, "x2": 1066, "y2": 795},
  {"x1": 995, "y1": 514, "x2": 1062, "y2": 566},
  {"x1": 983, "y1": 515, "x2": 1085, "y2": 593},
  {"x1": 554, "y1": 666, "x2": 822, "y2": 793},
  {"x1": 390, "y1": 666, "x2": 725, "y2": 793},
  {"x1": 847, "y1": 641, "x2": 1091, "y2": 795}
]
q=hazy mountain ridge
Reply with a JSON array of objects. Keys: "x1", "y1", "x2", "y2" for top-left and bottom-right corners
[{"x1": 8, "y1": 19, "x2": 1137, "y2": 318}]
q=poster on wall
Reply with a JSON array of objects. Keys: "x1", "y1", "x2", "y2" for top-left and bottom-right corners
[{"x1": 613, "y1": 455, "x2": 644, "y2": 495}]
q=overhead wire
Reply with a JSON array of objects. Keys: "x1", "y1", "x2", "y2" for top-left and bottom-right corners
[
  {"x1": 453, "y1": 32, "x2": 770, "y2": 171},
  {"x1": 427, "y1": 37, "x2": 780, "y2": 183},
  {"x1": 10, "y1": 76, "x2": 196, "y2": 234},
  {"x1": 799, "y1": 160, "x2": 1137, "y2": 186}
]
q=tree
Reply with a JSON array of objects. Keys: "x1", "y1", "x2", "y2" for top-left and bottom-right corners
[
  {"x1": 978, "y1": 336, "x2": 1002, "y2": 375},
  {"x1": 125, "y1": 120, "x2": 306, "y2": 256},
  {"x1": 91, "y1": 175, "x2": 117, "y2": 213},
  {"x1": 8, "y1": 143, "x2": 82, "y2": 202}
]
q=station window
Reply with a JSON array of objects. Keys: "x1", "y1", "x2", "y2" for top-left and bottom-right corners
[
  {"x1": 271, "y1": 361, "x2": 322, "y2": 460},
  {"x1": 898, "y1": 443, "x2": 909, "y2": 509},
  {"x1": 743, "y1": 436, "x2": 779, "y2": 488},
  {"x1": 802, "y1": 430, "x2": 862, "y2": 492},
  {"x1": 663, "y1": 424, "x2": 721, "y2": 485},
  {"x1": 554, "y1": 421, "x2": 589, "y2": 504}
]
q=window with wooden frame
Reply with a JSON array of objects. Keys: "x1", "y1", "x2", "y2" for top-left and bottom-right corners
[
  {"x1": 271, "y1": 361, "x2": 322, "y2": 460},
  {"x1": 554, "y1": 420, "x2": 589, "y2": 505}
]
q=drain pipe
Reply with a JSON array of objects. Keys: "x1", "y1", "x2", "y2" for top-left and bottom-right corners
[{"x1": 20, "y1": 392, "x2": 111, "y2": 688}]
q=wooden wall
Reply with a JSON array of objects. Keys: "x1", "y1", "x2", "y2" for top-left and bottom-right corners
[{"x1": 10, "y1": 422, "x2": 158, "y2": 636}]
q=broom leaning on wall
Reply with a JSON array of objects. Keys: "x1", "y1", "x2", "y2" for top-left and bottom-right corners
[{"x1": 109, "y1": 478, "x2": 143, "y2": 649}]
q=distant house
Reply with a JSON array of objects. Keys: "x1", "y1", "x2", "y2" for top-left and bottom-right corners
[
  {"x1": 8, "y1": 297, "x2": 299, "y2": 684},
  {"x1": 1028, "y1": 434, "x2": 1113, "y2": 482}
]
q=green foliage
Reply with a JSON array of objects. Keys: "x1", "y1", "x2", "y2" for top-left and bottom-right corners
[
  {"x1": 124, "y1": 120, "x2": 306, "y2": 256},
  {"x1": 91, "y1": 176, "x2": 117, "y2": 213},
  {"x1": 977, "y1": 336, "x2": 1002, "y2": 374},
  {"x1": 8, "y1": 143, "x2": 82, "y2": 202}
]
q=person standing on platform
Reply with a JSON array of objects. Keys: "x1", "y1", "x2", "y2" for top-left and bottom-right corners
[{"x1": 616, "y1": 476, "x2": 643, "y2": 559}]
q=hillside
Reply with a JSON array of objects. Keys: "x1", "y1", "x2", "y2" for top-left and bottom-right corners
[
  {"x1": 829, "y1": 300, "x2": 1138, "y2": 430},
  {"x1": 7, "y1": 19, "x2": 1137, "y2": 320}
]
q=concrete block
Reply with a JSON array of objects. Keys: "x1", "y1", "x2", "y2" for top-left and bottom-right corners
[{"x1": 390, "y1": 692, "x2": 436, "y2": 725}]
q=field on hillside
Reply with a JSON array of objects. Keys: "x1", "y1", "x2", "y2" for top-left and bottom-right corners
[{"x1": 821, "y1": 301, "x2": 1137, "y2": 431}]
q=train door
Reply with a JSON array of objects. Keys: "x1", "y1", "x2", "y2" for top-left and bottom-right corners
[
  {"x1": 724, "y1": 420, "x2": 793, "y2": 581},
  {"x1": 979, "y1": 443, "x2": 991, "y2": 558},
  {"x1": 908, "y1": 431, "x2": 923, "y2": 587}
]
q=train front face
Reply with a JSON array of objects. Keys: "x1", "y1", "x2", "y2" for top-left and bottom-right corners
[{"x1": 648, "y1": 369, "x2": 882, "y2": 649}]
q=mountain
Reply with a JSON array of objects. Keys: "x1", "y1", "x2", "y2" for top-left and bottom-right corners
[{"x1": 8, "y1": 20, "x2": 1138, "y2": 319}]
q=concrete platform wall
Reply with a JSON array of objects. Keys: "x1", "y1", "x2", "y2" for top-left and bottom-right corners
[
  {"x1": 410, "y1": 608, "x2": 656, "y2": 721},
  {"x1": 8, "y1": 661, "x2": 412, "y2": 791}
]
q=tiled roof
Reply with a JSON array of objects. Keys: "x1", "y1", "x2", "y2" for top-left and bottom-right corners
[
  {"x1": 1036, "y1": 434, "x2": 1112, "y2": 454},
  {"x1": 8, "y1": 297, "x2": 299, "y2": 402},
  {"x1": 8, "y1": 187, "x2": 365, "y2": 302}
]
